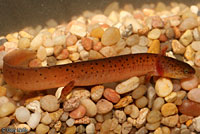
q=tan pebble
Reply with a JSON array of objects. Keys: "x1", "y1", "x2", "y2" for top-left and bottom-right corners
[
  {"x1": 161, "y1": 103, "x2": 178, "y2": 117},
  {"x1": 121, "y1": 122, "x2": 132, "y2": 134},
  {"x1": 116, "y1": 76, "x2": 140, "y2": 94},
  {"x1": 103, "y1": 88, "x2": 120, "y2": 103},
  {"x1": 91, "y1": 85, "x2": 104, "y2": 102},
  {"x1": 19, "y1": 31, "x2": 33, "y2": 39},
  {"x1": 89, "y1": 50, "x2": 104, "y2": 60},
  {"x1": 135, "y1": 96, "x2": 148, "y2": 108},
  {"x1": 81, "y1": 37, "x2": 93, "y2": 51},
  {"x1": 69, "y1": 52, "x2": 80, "y2": 61},
  {"x1": 147, "y1": 110, "x2": 162, "y2": 123},
  {"x1": 69, "y1": 105, "x2": 86, "y2": 119},
  {"x1": 0, "y1": 117, "x2": 11, "y2": 128},
  {"x1": 97, "y1": 99, "x2": 113, "y2": 114},
  {"x1": 66, "y1": 35, "x2": 77, "y2": 46},
  {"x1": 145, "y1": 122, "x2": 160, "y2": 131},
  {"x1": 93, "y1": 42, "x2": 102, "y2": 51},
  {"x1": 148, "y1": 40, "x2": 160, "y2": 54},
  {"x1": 0, "y1": 86, "x2": 6, "y2": 96},
  {"x1": 114, "y1": 110, "x2": 126, "y2": 123},
  {"x1": 152, "y1": 16, "x2": 164, "y2": 28},
  {"x1": 179, "y1": 114, "x2": 190, "y2": 123},
  {"x1": 80, "y1": 50, "x2": 89, "y2": 61},
  {"x1": 136, "y1": 108, "x2": 149, "y2": 128},
  {"x1": 63, "y1": 97, "x2": 80, "y2": 112},
  {"x1": 56, "y1": 59, "x2": 72, "y2": 65},
  {"x1": 172, "y1": 40, "x2": 186, "y2": 54},
  {"x1": 56, "y1": 48, "x2": 69, "y2": 60},
  {"x1": 72, "y1": 88, "x2": 90, "y2": 99},
  {"x1": 179, "y1": 17, "x2": 198, "y2": 31},
  {"x1": 80, "y1": 98, "x2": 97, "y2": 117},
  {"x1": 6, "y1": 33, "x2": 18, "y2": 43},
  {"x1": 195, "y1": 51, "x2": 200, "y2": 67},
  {"x1": 37, "y1": 46, "x2": 47, "y2": 61},
  {"x1": 154, "y1": 127, "x2": 162, "y2": 134},
  {"x1": 18, "y1": 37, "x2": 30, "y2": 49},
  {"x1": 155, "y1": 78, "x2": 173, "y2": 97},
  {"x1": 188, "y1": 88, "x2": 200, "y2": 103},
  {"x1": 30, "y1": 34, "x2": 43, "y2": 50},
  {"x1": 40, "y1": 95, "x2": 60, "y2": 112},
  {"x1": 184, "y1": 45, "x2": 195, "y2": 61},
  {"x1": 41, "y1": 112, "x2": 52, "y2": 125},
  {"x1": 148, "y1": 29, "x2": 161, "y2": 40},
  {"x1": 152, "y1": 97, "x2": 165, "y2": 110},
  {"x1": 0, "y1": 102, "x2": 16, "y2": 117},
  {"x1": 54, "y1": 45, "x2": 63, "y2": 56},
  {"x1": 49, "y1": 109, "x2": 64, "y2": 122},
  {"x1": 54, "y1": 121, "x2": 62, "y2": 131},
  {"x1": 45, "y1": 47, "x2": 54, "y2": 56},
  {"x1": 24, "y1": 96, "x2": 43, "y2": 105},
  {"x1": 181, "y1": 75, "x2": 198, "y2": 90},
  {"x1": 161, "y1": 114, "x2": 179, "y2": 127},
  {"x1": 173, "y1": 26, "x2": 181, "y2": 39},
  {"x1": 100, "y1": 119, "x2": 112, "y2": 133},
  {"x1": 191, "y1": 41, "x2": 200, "y2": 51},
  {"x1": 90, "y1": 27, "x2": 104, "y2": 38},
  {"x1": 65, "y1": 126, "x2": 76, "y2": 134},
  {"x1": 69, "y1": 22, "x2": 86, "y2": 37},
  {"x1": 4, "y1": 42, "x2": 18, "y2": 52},
  {"x1": 100, "y1": 46, "x2": 116, "y2": 57},
  {"x1": 164, "y1": 92, "x2": 177, "y2": 103},
  {"x1": 126, "y1": 34, "x2": 139, "y2": 46},
  {"x1": 162, "y1": 126, "x2": 171, "y2": 134},
  {"x1": 101, "y1": 27, "x2": 120, "y2": 46},
  {"x1": 119, "y1": 47, "x2": 131, "y2": 55},
  {"x1": 180, "y1": 30, "x2": 193, "y2": 46},
  {"x1": 114, "y1": 96, "x2": 133, "y2": 109},
  {"x1": 132, "y1": 85, "x2": 147, "y2": 99}
]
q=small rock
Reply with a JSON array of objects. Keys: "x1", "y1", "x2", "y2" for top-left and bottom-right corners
[
  {"x1": 125, "y1": 105, "x2": 139, "y2": 119},
  {"x1": 131, "y1": 45, "x2": 148, "y2": 54},
  {"x1": 37, "y1": 46, "x2": 47, "y2": 61},
  {"x1": 152, "y1": 16, "x2": 164, "y2": 28},
  {"x1": 41, "y1": 112, "x2": 52, "y2": 125},
  {"x1": 119, "y1": 47, "x2": 132, "y2": 55},
  {"x1": 66, "y1": 118, "x2": 75, "y2": 127},
  {"x1": 179, "y1": 17, "x2": 198, "y2": 31},
  {"x1": 135, "y1": 96, "x2": 148, "y2": 108},
  {"x1": 188, "y1": 88, "x2": 200, "y2": 103},
  {"x1": 161, "y1": 114, "x2": 179, "y2": 127},
  {"x1": 27, "y1": 111, "x2": 41, "y2": 129},
  {"x1": 179, "y1": 114, "x2": 190, "y2": 124},
  {"x1": 90, "y1": 27, "x2": 104, "y2": 38},
  {"x1": 0, "y1": 102, "x2": 16, "y2": 117},
  {"x1": 56, "y1": 48, "x2": 69, "y2": 60},
  {"x1": 155, "y1": 78, "x2": 173, "y2": 97},
  {"x1": 49, "y1": 109, "x2": 64, "y2": 122},
  {"x1": 80, "y1": 50, "x2": 89, "y2": 61},
  {"x1": 103, "y1": 88, "x2": 120, "y2": 103},
  {"x1": 148, "y1": 29, "x2": 161, "y2": 40},
  {"x1": 145, "y1": 122, "x2": 160, "y2": 131},
  {"x1": 135, "y1": 127, "x2": 148, "y2": 134},
  {"x1": 74, "y1": 116, "x2": 90, "y2": 124},
  {"x1": 122, "y1": 122, "x2": 132, "y2": 134},
  {"x1": 193, "y1": 28, "x2": 200, "y2": 41},
  {"x1": 45, "y1": 47, "x2": 54, "y2": 56},
  {"x1": 191, "y1": 41, "x2": 200, "y2": 51},
  {"x1": 0, "y1": 86, "x2": 6, "y2": 96},
  {"x1": 63, "y1": 97, "x2": 80, "y2": 112},
  {"x1": 89, "y1": 50, "x2": 104, "y2": 60},
  {"x1": 181, "y1": 75, "x2": 198, "y2": 90},
  {"x1": 139, "y1": 36, "x2": 149, "y2": 46},
  {"x1": 65, "y1": 126, "x2": 76, "y2": 134},
  {"x1": 86, "y1": 123, "x2": 95, "y2": 134},
  {"x1": 0, "y1": 117, "x2": 11, "y2": 128},
  {"x1": 93, "y1": 42, "x2": 102, "y2": 51},
  {"x1": 29, "y1": 58, "x2": 42, "y2": 67},
  {"x1": 147, "y1": 40, "x2": 160, "y2": 54},
  {"x1": 116, "y1": 76, "x2": 140, "y2": 94},
  {"x1": 166, "y1": 27, "x2": 175, "y2": 39},
  {"x1": 26, "y1": 100, "x2": 42, "y2": 113},
  {"x1": 126, "y1": 34, "x2": 139, "y2": 46},
  {"x1": 69, "y1": 52, "x2": 80, "y2": 61},
  {"x1": 60, "y1": 112, "x2": 69, "y2": 122},
  {"x1": 193, "y1": 116, "x2": 200, "y2": 132},
  {"x1": 81, "y1": 37, "x2": 93, "y2": 51},
  {"x1": 161, "y1": 103, "x2": 178, "y2": 117},
  {"x1": 70, "y1": 22, "x2": 86, "y2": 37},
  {"x1": 76, "y1": 125, "x2": 86, "y2": 133},
  {"x1": 15, "y1": 106, "x2": 30, "y2": 123},
  {"x1": 147, "y1": 110, "x2": 162, "y2": 123},
  {"x1": 72, "y1": 88, "x2": 90, "y2": 99},
  {"x1": 195, "y1": 51, "x2": 200, "y2": 66},
  {"x1": 66, "y1": 35, "x2": 77, "y2": 46},
  {"x1": 100, "y1": 46, "x2": 116, "y2": 57},
  {"x1": 132, "y1": 85, "x2": 147, "y2": 99},
  {"x1": 56, "y1": 59, "x2": 72, "y2": 65},
  {"x1": 80, "y1": 98, "x2": 97, "y2": 117},
  {"x1": 40, "y1": 95, "x2": 60, "y2": 112},
  {"x1": 147, "y1": 85, "x2": 156, "y2": 108},
  {"x1": 18, "y1": 37, "x2": 30, "y2": 49},
  {"x1": 115, "y1": 110, "x2": 127, "y2": 123},
  {"x1": 101, "y1": 27, "x2": 120, "y2": 46},
  {"x1": 91, "y1": 85, "x2": 104, "y2": 102},
  {"x1": 180, "y1": 30, "x2": 193, "y2": 46},
  {"x1": 136, "y1": 108, "x2": 149, "y2": 128},
  {"x1": 30, "y1": 33, "x2": 43, "y2": 50},
  {"x1": 36, "y1": 123, "x2": 50, "y2": 134},
  {"x1": 165, "y1": 92, "x2": 177, "y2": 103},
  {"x1": 172, "y1": 40, "x2": 186, "y2": 54},
  {"x1": 67, "y1": 45, "x2": 78, "y2": 53},
  {"x1": 97, "y1": 99, "x2": 113, "y2": 114},
  {"x1": 114, "y1": 96, "x2": 133, "y2": 109},
  {"x1": 69, "y1": 105, "x2": 86, "y2": 119}
]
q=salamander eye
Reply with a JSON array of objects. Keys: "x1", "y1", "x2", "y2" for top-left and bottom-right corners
[{"x1": 184, "y1": 69, "x2": 189, "y2": 74}]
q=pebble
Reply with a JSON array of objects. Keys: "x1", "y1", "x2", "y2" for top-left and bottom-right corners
[
  {"x1": 164, "y1": 92, "x2": 177, "y2": 103},
  {"x1": 91, "y1": 85, "x2": 104, "y2": 102},
  {"x1": 15, "y1": 106, "x2": 30, "y2": 123},
  {"x1": 37, "y1": 46, "x2": 47, "y2": 61},
  {"x1": 69, "y1": 52, "x2": 80, "y2": 61},
  {"x1": 76, "y1": 125, "x2": 86, "y2": 133},
  {"x1": 18, "y1": 37, "x2": 30, "y2": 49},
  {"x1": 41, "y1": 112, "x2": 52, "y2": 125},
  {"x1": 70, "y1": 22, "x2": 86, "y2": 37},
  {"x1": 161, "y1": 103, "x2": 178, "y2": 117},
  {"x1": 193, "y1": 116, "x2": 200, "y2": 132},
  {"x1": 116, "y1": 76, "x2": 140, "y2": 94},
  {"x1": 188, "y1": 88, "x2": 200, "y2": 103},
  {"x1": 36, "y1": 123, "x2": 50, "y2": 134},
  {"x1": 131, "y1": 45, "x2": 148, "y2": 54},
  {"x1": 54, "y1": 45, "x2": 63, "y2": 56},
  {"x1": 80, "y1": 98, "x2": 97, "y2": 117},
  {"x1": 179, "y1": 114, "x2": 190, "y2": 124},
  {"x1": 110, "y1": 118, "x2": 119, "y2": 130},
  {"x1": 179, "y1": 99, "x2": 200, "y2": 116},
  {"x1": 66, "y1": 118, "x2": 75, "y2": 127},
  {"x1": 0, "y1": 117, "x2": 11, "y2": 128},
  {"x1": 136, "y1": 108, "x2": 149, "y2": 128},
  {"x1": 90, "y1": 27, "x2": 104, "y2": 38},
  {"x1": 181, "y1": 75, "x2": 198, "y2": 90},
  {"x1": 63, "y1": 97, "x2": 80, "y2": 112},
  {"x1": 139, "y1": 36, "x2": 149, "y2": 46},
  {"x1": 56, "y1": 48, "x2": 69, "y2": 60},
  {"x1": 184, "y1": 45, "x2": 195, "y2": 60},
  {"x1": 155, "y1": 78, "x2": 173, "y2": 97},
  {"x1": 0, "y1": 86, "x2": 6, "y2": 96},
  {"x1": 191, "y1": 41, "x2": 200, "y2": 51},
  {"x1": 47, "y1": 56, "x2": 57, "y2": 66},
  {"x1": 101, "y1": 27, "x2": 120, "y2": 46},
  {"x1": 60, "y1": 112, "x2": 69, "y2": 122},
  {"x1": 100, "y1": 119, "x2": 112, "y2": 133},
  {"x1": 89, "y1": 50, "x2": 104, "y2": 60},
  {"x1": 122, "y1": 122, "x2": 132, "y2": 134},
  {"x1": 180, "y1": 30, "x2": 193, "y2": 46},
  {"x1": 195, "y1": 51, "x2": 200, "y2": 66},
  {"x1": 147, "y1": 110, "x2": 162, "y2": 123},
  {"x1": 179, "y1": 17, "x2": 198, "y2": 31},
  {"x1": 135, "y1": 127, "x2": 148, "y2": 134},
  {"x1": 43, "y1": 38, "x2": 54, "y2": 47},
  {"x1": 103, "y1": 88, "x2": 120, "y2": 103},
  {"x1": 126, "y1": 34, "x2": 139, "y2": 46},
  {"x1": 74, "y1": 116, "x2": 90, "y2": 124},
  {"x1": 114, "y1": 110, "x2": 127, "y2": 123},
  {"x1": 69, "y1": 105, "x2": 86, "y2": 119},
  {"x1": 45, "y1": 47, "x2": 54, "y2": 56},
  {"x1": 97, "y1": 99, "x2": 113, "y2": 114},
  {"x1": 40, "y1": 95, "x2": 60, "y2": 112},
  {"x1": 132, "y1": 85, "x2": 147, "y2": 99},
  {"x1": 65, "y1": 126, "x2": 76, "y2": 134},
  {"x1": 27, "y1": 111, "x2": 41, "y2": 129},
  {"x1": 72, "y1": 88, "x2": 90, "y2": 99},
  {"x1": 4, "y1": 42, "x2": 18, "y2": 52},
  {"x1": 66, "y1": 35, "x2": 77, "y2": 46},
  {"x1": 80, "y1": 50, "x2": 89, "y2": 61},
  {"x1": 147, "y1": 40, "x2": 160, "y2": 54},
  {"x1": 67, "y1": 44, "x2": 78, "y2": 53},
  {"x1": 93, "y1": 42, "x2": 102, "y2": 51},
  {"x1": 193, "y1": 28, "x2": 200, "y2": 41},
  {"x1": 26, "y1": 100, "x2": 42, "y2": 113},
  {"x1": 166, "y1": 27, "x2": 175, "y2": 39},
  {"x1": 100, "y1": 46, "x2": 116, "y2": 57},
  {"x1": 146, "y1": 122, "x2": 160, "y2": 131},
  {"x1": 152, "y1": 16, "x2": 164, "y2": 28},
  {"x1": 161, "y1": 114, "x2": 179, "y2": 127},
  {"x1": 147, "y1": 85, "x2": 156, "y2": 108},
  {"x1": 29, "y1": 58, "x2": 42, "y2": 67},
  {"x1": 81, "y1": 37, "x2": 93, "y2": 51},
  {"x1": 30, "y1": 33, "x2": 43, "y2": 50},
  {"x1": 172, "y1": 40, "x2": 186, "y2": 54},
  {"x1": 56, "y1": 59, "x2": 72, "y2": 65},
  {"x1": 86, "y1": 123, "x2": 95, "y2": 134},
  {"x1": 135, "y1": 96, "x2": 148, "y2": 108},
  {"x1": 148, "y1": 29, "x2": 161, "y2": 39},
  {"x1": 114, "y1": 96, "x2": 133, "y2": 109},
  {"x1": 0, "y1": 102, "x2": 16, "y2": 117},
  {"x1": 119, "y1": 47, "x2": 131, "y2": 55}
]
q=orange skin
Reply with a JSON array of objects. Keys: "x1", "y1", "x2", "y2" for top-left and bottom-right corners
[{"x1": 3, "y1": 49, "x2": 195, "y2": 91}]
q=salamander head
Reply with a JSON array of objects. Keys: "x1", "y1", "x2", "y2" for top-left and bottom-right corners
[{"x1": 157, "y1": 56, "x2": 195, "y2": 79}]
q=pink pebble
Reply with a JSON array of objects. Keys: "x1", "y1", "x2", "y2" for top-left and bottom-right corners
[
  {"x1": 81, "y1": 37, "x2": 93, "y2": 51},
  {"x1": 188, "y1": 88, "x2": 200, "y2": 103},
  {"x1": 181, "y1": 75, "x2": 198, "y2": 90},
  {"x1": 69, "y1": 105, "x2": 86, "y2": 119},
  {"x1": 152, "y1": 16, "x2": 164, "y2": 28},
  {"x1": 93, "y1": 42, "x2": 102, "y2": 51},
  {"x1": 29, "y1": 59, "x2": 42, "y2": 67},
  {"x1": 56, "y1": 48, "x2": 69, "y2": 60},
  {"x1": 172, "y1": 80, "x2": 181, "y2": 91},
  {"x1": 103, "y1": 88, "x2": 120, "y2": 103},
  {"x1": 66, "y1": 35, "x2": 77, "y2": 46}
]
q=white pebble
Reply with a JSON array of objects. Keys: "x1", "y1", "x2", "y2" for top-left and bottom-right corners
[
  {"x1": 70, "y1": 23, "x2": 87, "y2": 37},
  {"x1": 193, "y1": 116, "x2": 200, "y2": 132},
  {"x1": 53, "y1": 35, "x2": 66, "y2": 46},
  {"x1": 67, "y1": 45, "x2": 78, "y2": 53},
  {"x1": 116, "y1": 76, "x2": 140, "y2": 94},
  {"x1": 37, "y1": 46, "x2": 47, "y2": 61},
  {"x1": 100, "y1": 46, "x2": 116, "y2": 57},
  {"x1": 15, "y1": 106, "x2": 30, "y2": 123},
  {"x1": 69, "y1": 52, "x2": 80, "y2": 61},
  {"x1": 26, "y1": 100, "x2": 42, "y2": 113},
  {"x1": 66, "y1": 118, "x2": 75, "y2": 127},
  {"x1": 56, "y1": 59, "x2": 72, "y2": 65},
  {"x1": 86, "y1": 123, "x2": 95, "y2": 134},
  {"x1": 43, "y1": 38, "x2": 54, "y2": 47},
  {"x1": 80, "y1": 50, "x2": 89, "y2": 61},
  {"x1": 27, "y1": 111, "x2": 41, "y2": 129},
  {"x1": 190, "y1": 5, "x2": 199, "y2": 14},
  {"x1": 155, "y1": 78, "x2": 173, "y2": 97},
  {"x1": 30, "y1": 33, "x2": 43, "y2": 50},
  {"x1": 45, "y1": 47, "x2": 54, "y2": 56}
]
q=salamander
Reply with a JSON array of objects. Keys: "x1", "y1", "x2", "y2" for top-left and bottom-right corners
[{"x1": 2, "y1": 49, "x2": 195, "y2": 91}]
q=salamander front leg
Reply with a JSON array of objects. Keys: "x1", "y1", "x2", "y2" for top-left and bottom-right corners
[{"x1": 59, "y1": 81, "x2": 75, "y2": 103}]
